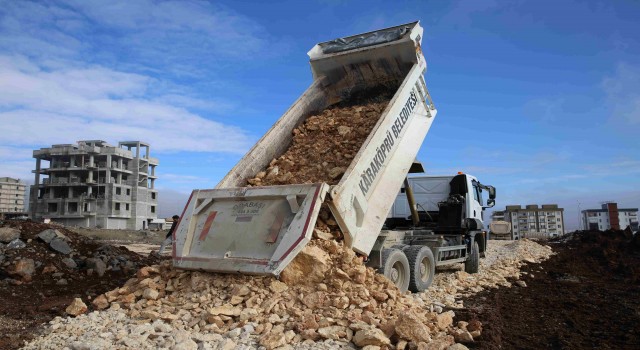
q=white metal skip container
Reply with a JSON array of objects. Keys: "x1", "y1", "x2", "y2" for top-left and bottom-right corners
[{"x1": 173, "y1": 21, "x2": 438, "y2": 276}]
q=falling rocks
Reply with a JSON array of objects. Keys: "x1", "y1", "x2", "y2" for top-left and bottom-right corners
[
  {"x1": 0, "y1": 227, "x2": 20, "y2": 243},
  {"x1": 86, "y1": 258, "x2": 106, "y2": 277},
  {"x1": 49, "y1": 237, "x2": 72, "y2": 255},
  {"x1": 66, "y1": 298, "x2": 88, "y2": 316},
  {"x1": 6, "y1": 238, "x2": 26, "y2": 250},
  {"x1": 280, "y1": 244, "x2": 330, "y2": 285}
]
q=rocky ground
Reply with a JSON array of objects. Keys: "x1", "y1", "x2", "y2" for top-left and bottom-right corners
[
  {"x1": 21, "y1": 239, "x2": 553, "y2": 350},
  {"x1": 456, "y1": 229, "x2": 640, "y2": 350},
  {"x1": 0, "y1": 220, "x2": 161, "y2": 350}
]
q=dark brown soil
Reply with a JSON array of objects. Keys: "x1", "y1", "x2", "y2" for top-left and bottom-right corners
[
  {"x1": 0, "y1": 220, "x2": 162, "y2": 350},
  {"x1": 457, "y1": 230, "x2": 640, "y2": 349}
]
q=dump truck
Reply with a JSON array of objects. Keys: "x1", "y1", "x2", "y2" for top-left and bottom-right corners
[
  {"x1": 489, "y1": 220, "x2": 513, "y2": 240},
  {"x1": 172, "y1": 21, "x2": 493, "y2": 292}
]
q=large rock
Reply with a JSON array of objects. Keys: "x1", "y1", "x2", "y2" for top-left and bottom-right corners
[
  {"x1": 49, "y1": 237, "x2": 72, "y2": 254},
  {"x1": 66, "y1": 298, "x2": 88, "y2": 316},
  {"x1": 209, "y1": 304, "x2": 241, "y2": 317},
  {"x1": 92, "y1": 294, "x2": 109, "y2": 310},
  {"x1": 318, "y1": 326, "x2": 349, "y2": 340},
  {"x1": 0, "y1": 227, "x2": 20, "y2": 243},
  {"x1": 86, "y1": 258, "x2": 106, "y2": 276},
  {"x1": 37, "y1": 229, "x2": 62, "y2": 243},
  {"x1": 436, "y1": 311, "x2": 454, "y2": 330},
  {"x1": 11, "y1": 258, "x2": 35, "y2": 281},
  {"x1": 142, "y1": 288, "x2": 159, "y2": 300},
  {"x1": 269, "y1": 280, "x2": 289, "y2": 293},
  {"x1": 260, "y1": 333, "x2": 286, "y2": 350},
  {"x1": 6, "y1": 239, "x2": 26, "y2": 249},
  {"x1": 395, "y1": 311, "x2": 432, "y2": 343},
  {"x1": 280, "y1": 244, "x2": 331, "y2": 285},
  {"x1": 353, "y1": 327, "x2": 391, "y2": 347},
  {"x1": 62, "y1": 258, "x2": 77, "y2": 269}
]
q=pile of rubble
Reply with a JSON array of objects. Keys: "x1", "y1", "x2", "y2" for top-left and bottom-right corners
[
  {"x1": 247, "y1": 100, "x2": 389, "y2": 187},
  {"x1": 0, "y1": 221, "x2": 158, "y2": 286},
  {"x1": 24, "y1": 239, "x2": 555, "y2": 350},
  {"x1": 0, "y1": 220, "x2": 160, "y2": 349}
]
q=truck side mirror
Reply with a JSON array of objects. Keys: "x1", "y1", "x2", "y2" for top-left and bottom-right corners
[
  {"x1": 487, "y1": 198, "x2": 495, "y2": 208},
  {"x1": 488, "y1": 186, "x2": 496, "y2": 200}
]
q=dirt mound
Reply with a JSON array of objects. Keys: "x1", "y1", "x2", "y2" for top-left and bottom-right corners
[
  {"x1": 570, "y1": 229, "x2": 640, "y2": 282},
  {"x1": 457, "y1": 230, "x2": 640, "y2": 349},
  {"x1": 0, "y1": 220, "x2": 160, "y2": 349}
]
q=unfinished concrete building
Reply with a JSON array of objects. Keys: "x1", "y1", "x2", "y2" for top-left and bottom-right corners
[
  {"x1": 0, "y1": 177, "x2": 27, "y2": 219},
  {"x1": 30, "y1": 140, "x2": 158, "y2": 229},
  {"x1": 493, "y1": 204, "x2": 565, "y2": 239}
]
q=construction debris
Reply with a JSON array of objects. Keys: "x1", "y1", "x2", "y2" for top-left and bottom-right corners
[
  {"x1": 0, "y1": 220, "x2": 160, "y2": 349},
  {"x1": 23, "y1": 239, "x2": 554, "y2": 349}
]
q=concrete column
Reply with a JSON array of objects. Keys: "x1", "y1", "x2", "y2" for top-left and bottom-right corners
[
  {"x1": 31, "y1": 157, "x2": 41, "y2": 218},
  {"x1": 106, "y1": 155, "x2": 112, "y2": 184},
  {"x1": 89, "y1": 155, "x2": 94, "y2": 167}
]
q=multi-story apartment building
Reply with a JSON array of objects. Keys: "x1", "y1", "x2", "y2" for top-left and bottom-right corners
[
  {"x1": 30, "y1": 140, "x2": 158, "y2": 230},
  {"x1": 0, "y1": 177, "x2": 27, "y2": 218},
  {"x1": 581, "y1": 202, "x2": 638, "y2": 231},
  {"x1": 493, "y1": 204, "x2": 565, "y2": 239}
]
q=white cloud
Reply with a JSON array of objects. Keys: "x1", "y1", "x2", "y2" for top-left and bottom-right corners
[{"x1": 0, "y1": 55, "x2": 253, "y2": 153}]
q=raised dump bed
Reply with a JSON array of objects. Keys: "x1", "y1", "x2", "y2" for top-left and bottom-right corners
[{"x1": 173, "y1": 21, "x2": 437, "y2": 276}]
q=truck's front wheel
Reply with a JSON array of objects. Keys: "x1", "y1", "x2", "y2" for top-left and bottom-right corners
[
  {"x1": 379, "y1": 248, "x2": 410, "y2": 292},
  {"x1": 406, "y1": 246, "x2": 435, "y2": 292},
  {"x1": 465, "y1": 241, "x2": 480, "y2": 273}
]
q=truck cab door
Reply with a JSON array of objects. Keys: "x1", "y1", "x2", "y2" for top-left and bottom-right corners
[{"x1": 468, "y1": 177, "x2": 484, "y2": 226}]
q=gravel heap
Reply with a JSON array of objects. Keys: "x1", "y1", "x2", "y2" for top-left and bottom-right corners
[{"x1": 24, "y1": 239, "x2": 555, "y2": 350}]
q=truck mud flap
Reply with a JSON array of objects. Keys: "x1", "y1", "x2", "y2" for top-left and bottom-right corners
[{"x1": 172, "y1": 183, "x2": 329, "y2": 276}]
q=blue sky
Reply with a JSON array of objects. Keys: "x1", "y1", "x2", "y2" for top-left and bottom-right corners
[{"x1": 0, "y1": 0, "x2": 638, "y2": 229}]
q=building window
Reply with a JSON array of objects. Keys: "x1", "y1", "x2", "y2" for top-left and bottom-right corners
[
  {"x1": 116, "y1": 187, "x2": 121, "y2": 195},
  {"x1": 151, "y1": 192, "x2": 156, "y2": 200},
  {"x1": 126, "y1": 189, "x2": 131, "y2": 196},
  {"x1": 126, "y1": 203, "x2": 130, "y2": 211},
  {"x1": 115, "y1": 203, "x2": 121, "y2": 210},
  {"x1": 48, "y1": 203, "x2": 58, "y2": 213},
  {"x1": 151, "y1": 206, "x2": 156, "y2": 213}
]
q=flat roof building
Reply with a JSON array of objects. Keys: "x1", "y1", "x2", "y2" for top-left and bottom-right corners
[
  {"x1": 30, "y1": 140, "x2": 158, "y2": 230},
  {"x1": 581, "y1": 202, "x2": 638, "y2": 231},
  {"x1": 0, "y1": 177, "x2": 27, "y2": 218},
  {"x1": 493, "y1": 204, "x2": 565, "y2": 240}
]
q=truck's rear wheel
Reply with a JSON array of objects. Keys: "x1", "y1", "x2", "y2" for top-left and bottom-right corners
[
  {"x1": 379, "y1": 248, "x2": 410, "y2": 292},
  {"x1": 464, "y1": 241, "x2": 479, "y2": 273},
  {"x1": 406, "y1": 246, "x2": 435, "y2": 292}
]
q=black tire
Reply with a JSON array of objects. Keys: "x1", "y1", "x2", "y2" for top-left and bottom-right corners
[
  {"x1": 465, "y1": 240, "x2": 480, "y2": 273},
  {"x1": 406, "y1": 246, "x2": 435, "y2": 292},
  {"x1": 378, "y1": 248, "x2": 410, "y2": 292}
]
